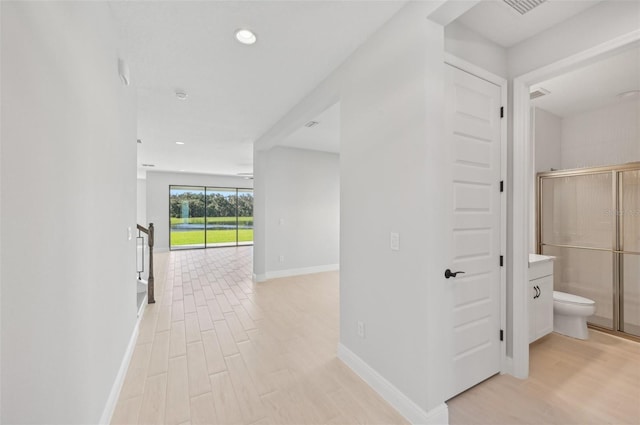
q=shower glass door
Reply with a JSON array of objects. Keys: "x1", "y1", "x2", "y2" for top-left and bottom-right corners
[
  {"x1": 539, "y1": 172, "x2": 615, "y2": 329},
  {"x1": 620, "y1": 170, "x2": 640, "y2": 337},
  {"x1": 539, "y1": 164, "x2": 640, "y2": 339}
]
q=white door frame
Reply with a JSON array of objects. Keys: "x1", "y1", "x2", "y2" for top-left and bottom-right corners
[
  {"x1": 511, "y1": 30, "x2": 640, "y2": 379},
  {"x1": 444, "y1": 53, "x2": 508, "y2": 373}
]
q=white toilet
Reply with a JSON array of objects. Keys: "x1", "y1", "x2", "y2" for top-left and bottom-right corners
[{"x1": 553, "y1": 291, "x2": 596, "y2": 340}]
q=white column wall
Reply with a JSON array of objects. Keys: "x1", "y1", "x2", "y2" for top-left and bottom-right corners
[{"x1": 1, "y1": 2, "x2": 137, "y2": 422}]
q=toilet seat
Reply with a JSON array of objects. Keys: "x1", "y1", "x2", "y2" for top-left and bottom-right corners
[{"x1": 553, "y1": 290, "x2": 595, "y2": 306}]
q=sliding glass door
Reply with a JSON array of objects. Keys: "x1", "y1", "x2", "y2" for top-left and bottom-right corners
[
  {"x1": 206, "y1": 188, "x2": 238, "y2": 247},
  {"x1": 169, "y1": 185, "x2": 253, "y2": 250},
  {"x1": 238, "y1": 189, "x2": 254, "y2": 246},
  {"x1": 170, "y1": 186, "x2": 206, "y2": 249}
]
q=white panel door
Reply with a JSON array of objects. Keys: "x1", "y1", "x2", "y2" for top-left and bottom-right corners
[{"x1": 444, "y1": 64, "x2": 502, "y2": 400}]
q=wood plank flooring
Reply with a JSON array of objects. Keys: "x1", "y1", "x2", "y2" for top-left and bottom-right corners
[
  {"x1": 448, "y1": 330, "x2": 640, "y2": 424},
  {"x1": 112, "y1": 247, "x2": 408, "y2": 425},
  {"x1": 113, "y1": 246, "x2": 640, "y2": 425}
]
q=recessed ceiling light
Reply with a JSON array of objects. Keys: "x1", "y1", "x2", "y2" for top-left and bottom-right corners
[
  {"x1": 137, "y1": 139, "x2": 142, "y2": 144},
  {"x1": 175, "y1": 90, "x2": 188, "y2": 100},
  {"x1": 235, "y1": 29, "x2": 257, "y2": 45},
  {"x1": 180, "y1": 169, "x2": 186, "y2": 172},
  {"x1": 617, "y1": 90, "x2": 640, "y2": 99},
  {"x1": 175, "y1": 141, "x2": 185, "y2": 145}
]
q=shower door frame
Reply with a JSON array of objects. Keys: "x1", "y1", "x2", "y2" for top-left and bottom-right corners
[{"x1": 537, "y1": 161, "x2": 640, "y2": 342}]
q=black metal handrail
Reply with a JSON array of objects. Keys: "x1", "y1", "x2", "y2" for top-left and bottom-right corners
[{"x1": 136, "y1": 223, "x2": 155, "y2": 304}]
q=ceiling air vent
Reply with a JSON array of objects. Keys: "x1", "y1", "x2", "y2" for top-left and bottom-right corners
[
  {"x1": 304, "y1": 121, "x2": 319, "y2": 128},
  {"x1": 530, "y1": 87, "x2": 550, "y2": 100},
  {"x1": 141, "y1": 163, "x2": 155, "y2": 167},
  {"x1": 504, "y1": 0, "x2": 547, "y2": 15}
]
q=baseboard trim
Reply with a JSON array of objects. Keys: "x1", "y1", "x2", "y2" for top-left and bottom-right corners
[
  {"x1": 337, "y1": 344, "x2": 449, "y2": 425},
  {"x1": 99, "y1": 310, "x2": 144, "y2": 424},
  {"x1": 260, "y1": 263, "x2": 339, "y2": 282}
]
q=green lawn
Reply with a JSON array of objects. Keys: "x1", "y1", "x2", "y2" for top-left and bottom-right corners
[
  {"x1": 171, "y1": 229, "x2": 254, "y2": 246},
  {"x1": 170, "y1": 216, "x2": 253, "y2": 225}
]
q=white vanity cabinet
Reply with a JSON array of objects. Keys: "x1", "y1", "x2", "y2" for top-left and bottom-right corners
[{"x1": 529, "y1": 255, "x2": 554, "y2": 343}]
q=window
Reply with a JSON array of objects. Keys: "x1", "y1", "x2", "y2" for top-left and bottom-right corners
[{"x1": 169, "y1": 186, "x2": 253, "y2": 250}]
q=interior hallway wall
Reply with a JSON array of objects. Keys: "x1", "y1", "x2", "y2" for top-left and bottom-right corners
[
  {"x1": 1, "y1": 2, "x2": 137, "y2": 423},
  {"x1": 339, "y1": 1, "x2": 450, "y2": 417},
  {"x1": 253, "y1": 146, "x2": 339, "y2": 281},
  {"x1": 137, "y1": 178, "x2": 147, "y2": 225},
  {"x1": 145, "y1": 171, "x2": 253, "y2": 252}
]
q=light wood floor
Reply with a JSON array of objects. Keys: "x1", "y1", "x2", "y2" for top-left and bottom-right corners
[
  {"x1": 112, "y1": 247, "x2": 408, "y2": 425},
  {"x1": 113, "y1": 247, "x2": 640, "y2": 425},
  {"x1": 448, "y1": 330, "x2": 640, "y2": 424}
]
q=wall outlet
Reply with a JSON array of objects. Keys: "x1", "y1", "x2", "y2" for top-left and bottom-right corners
[
  {"x1": 279, "y1": 255, "x2": 284, "y2": 263},
  {"x1": 390, "y1": 232, "x2": 400, "y2": 251},
  {"x1": 357, "y1": 321, "x2": 365, "y2": 339}
]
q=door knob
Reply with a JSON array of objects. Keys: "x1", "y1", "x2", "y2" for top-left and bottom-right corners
[{"x1": 445, "y1": 269, "x2": 465, "y2": 279}]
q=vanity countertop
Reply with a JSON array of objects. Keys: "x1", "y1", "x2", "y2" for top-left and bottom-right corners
[{"x1": 529, "y1": 254, "x2": 555, "y2": 265}]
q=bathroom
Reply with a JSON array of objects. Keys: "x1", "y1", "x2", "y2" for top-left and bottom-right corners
[{"x1": 530, "y1": 41, "x2": 640, "y2": 342}]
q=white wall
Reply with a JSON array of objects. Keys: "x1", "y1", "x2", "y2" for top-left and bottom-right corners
[
  {"x1": 1, "y1": 2, "x2": 137, "y2": 423},
  {"x1": 145, "y1": 171, "x2": 253, "y2": 252},
  {"x1": 533, "y1": 107, "x2": 562, "y2": 173},
  {"x1": 137, "y1": 178, "x2": 147, "y2": 225},
  {"x1": 254, "y1": 147, "x2": 339, "y2": 280},
  {"x1": 339, "y1": 1, "x2": 449, "y2": 417},
  {"x1": 561, "y1": 99, "x2": 640, "y2": 169},
  {"x1": 444, "y1": 20, "x2": 508, "y2": 78}
]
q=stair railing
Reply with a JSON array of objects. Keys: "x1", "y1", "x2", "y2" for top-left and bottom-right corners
[{"x1": 136, "y1": 223, "x2": 156, "y2": 304}]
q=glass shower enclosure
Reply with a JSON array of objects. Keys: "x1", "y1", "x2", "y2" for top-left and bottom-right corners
[{"x1": 537, "y1": 162, "x2": 640, "y2": 339}]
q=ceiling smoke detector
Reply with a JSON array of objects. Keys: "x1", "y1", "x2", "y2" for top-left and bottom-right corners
[
  {"x1": 530, "y1": 87, "x2": 550, "y2": 100},
  {"x1": 304, "y1": 121, "x2": 320, "y2": 128},
  {"x1": 504, "y1": 0, "x2": 548, "y2": 15}
]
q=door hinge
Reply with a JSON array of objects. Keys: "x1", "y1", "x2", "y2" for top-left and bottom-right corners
[
  {"x1": 500, "y1": 255, "x2": 504, "y2": 267},
  {"x1": 500, "y1": 106, "x2": 504, "y2": 118},
  {"x1": 500, "y1": 329, "x2": 504, "y2": 341},
  {"x1": 500, "y1": 180, "x2": 504, "y2": 192}
]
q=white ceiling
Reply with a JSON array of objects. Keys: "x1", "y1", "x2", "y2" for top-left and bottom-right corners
[
  {"x1": 532, "y1": 44, "x2": 640, "y2": 117},
  {"x1": 279, "y1": 102, "x2": 340, "y2": 153},
  {"x1": 456, "y1": 0, "x2": 603, "y2": 48},
  {"x1": 109, "y1": 1, "x2": 406, "y2": 178}
]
